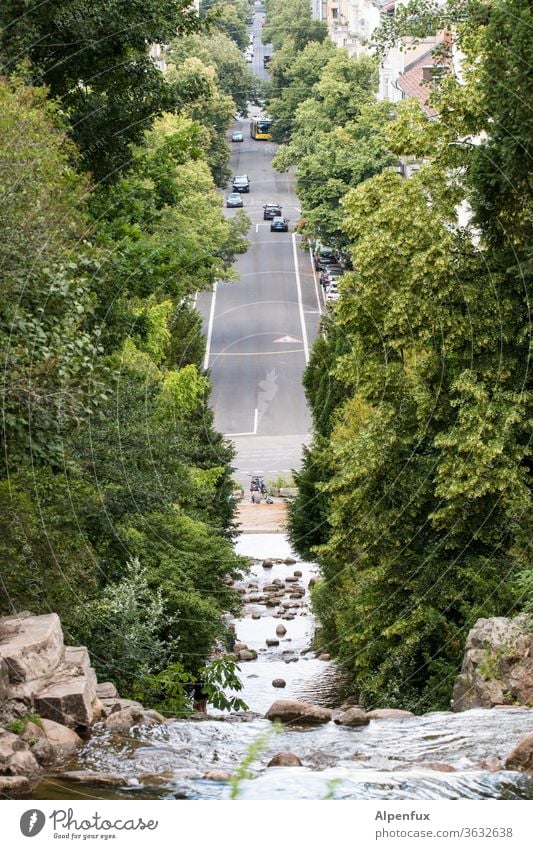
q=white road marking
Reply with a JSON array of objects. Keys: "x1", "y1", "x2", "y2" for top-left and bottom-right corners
[
  {"x1": 309, "y1": 246, "x2": 324, "y2": 312},
  {"x1": 226, "y1": 407, "x2": 259, "y2": 438},
  {"x1": 292, "y1": 233, "x2": 310, "y2": 364},
  {"x1": 203, "y1": 280, "x2": 218, "y2": 370}
]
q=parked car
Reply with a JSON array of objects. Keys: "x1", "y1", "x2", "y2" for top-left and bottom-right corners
[
  {"x1": 270, "y1": 216, "x2": 289, "y2": 232},
  {"x1": 226, "y1": 192, "x2": 244, "y2": 208},
  {"x1": 232, "y1": 175, "x2": 250, "y2": 193},
  {"x1": 325, "y1": 283, "x2": 340, "y2": 302},
  {"x1": 231, "y1": 131, "x2": 244, "y2": 142},
  {"x1": 320, "y1": 265, "x2": 344, "y2": 287},
  {"x1": 263, "y1": 202, "x2": 282, "y2": 220},
  {"x1": 314, "y1": 246, "x2": 337, "y2": 271}
]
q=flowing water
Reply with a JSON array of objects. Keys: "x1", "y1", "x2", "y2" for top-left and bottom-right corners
[{"x1": 32, "y1": 535, "x2": 533, "y2": 801}]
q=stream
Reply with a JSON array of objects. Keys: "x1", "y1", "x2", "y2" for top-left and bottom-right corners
[{"x1": 32, "y1": 535, "x2": 533, "y2": 801}]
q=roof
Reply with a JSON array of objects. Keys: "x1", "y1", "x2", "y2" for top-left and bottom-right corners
[{"x1": 397, "y1": 45, "x2": 451, "y2": 117}]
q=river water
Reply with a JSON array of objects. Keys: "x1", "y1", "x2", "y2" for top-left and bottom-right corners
[{"x1": 32, "y1": 535, "x2": 533, "y2": 801}]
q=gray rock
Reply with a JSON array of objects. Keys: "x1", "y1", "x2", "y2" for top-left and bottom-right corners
[
  {"x1": 251, "y1": 613, "x2": 261, "y2": 620},
  {"x1": 104, "y1": 706, "x2": 149, "y2": 733},
  {"x1": 238, "y1": 649, "x2": 257, "y2": 661},
  {"x1": 285, "y1": 576, "x2": 299, "y2": 583},
  {"x1": 0, "y1": 774, "x2": 33, "y2": 795},
  {"x1": 204, "y1": 770, "x2": 231, "y2": 781},
  {"x1": 318, "y1": 653, "x2": 331, "y2": 661},
  {"x1": 266, "y1": 639, "x2": 279, "y2": 647},
  {"x1": 284, "y1": 557, "x2": 297, "y2": 565},
  {"x1": 59, "y1": 771, "x2": 136, "y2": 787},
  {"x1": 272, "y1": 679, "x2": 286, "y2": 688},
  {"x1": 0, "y1": 612, "x2": 64, "y2": 685},
  {"x1": 100, "y1": 697, "x2": 144, "y2": 717},
  {"x1": 96, "y1": 681, "x2": 119, "y2": 700},
  {"x1": 262, "y1": 559, "x2": 274, "y2": 569},
  {"x1": 267, "y1": 752, "x2": 302, "y2": 767},
  {"x1": 265, "y1": 699, "x2": 332, "y2": 725},
  {"x1": 34, "y1": 670, "x2": 97, "y2": 728},
  {"x1": 293, "y1": 570, "x2": 302, "y2": 577},
  {"x1": 334, "y1": 708, "x2": 369, "y2": 727},
  {"x1": 366, "y1": 709, "x2": 415, "y2": 720},
  {"x1": 452, "y1": 615, "x2": 533, "y2": 711}
]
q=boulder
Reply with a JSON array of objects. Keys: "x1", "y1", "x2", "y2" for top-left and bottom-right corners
[
  {"x1": 318, "y1": 653, "x2": 331, "y2": 661},
  {"x1": 452, "y1": 615, "x2": 533, "y2": 711},
  {"x1": 100, "y1": 697, "x2": 144, "y2": 717},
  {"x1": 0, "y1": 613, "x2": 64, "y2": 685},
  {"x1": 104, "y1": 706, "x2": 148, "y2": 733},
  {"x1": 251, "y1": 613, "x2": 261, "y2": 620},
  {"x1": 238, "y1": 649, "x2": 257, "y2": 662},
  {"x1": 0, "y1": 730, "x2": 40, "y2": 778},
  {"x1": 284, "y1": 557, "x2": 297, "y2": 565},
  {"x1": 308, "y1": 577, "x2": 318, "y2": 588},
  {"x1": 262, "y1": 559, "x2": 274, "y2": 569},
  {"x1": 233, "y1": 642, "x2": 248, "y2": 653},
  {"x1": 34, "y1": 670, "x2": 97, "y2": 728},
  {"x1": 59, "y1": 771, "x2": 135, "y2": 787},
  {"x1": 204, "y1": 770, "x2": 231, "y2": 781},
  {"x1": 285, "y1": 576, "x2": 299, "y2": 583},
  {"x1": 293, "y1": 571, "x2": 302, "y2": 577},
  {"x1": 266, "y1": 639, "x2": 279, "y2": 647},
  {"x1": 334, "y1": 707, "x2": 369, "y2": 727},
  {"x1": 41, "y1": 719, "x2": 82, "y2": 753},
  {"x1": 479, "y1": 756, "x2": 503, "y2": 772},
  {"x1": 272, "y1": 679, "x2": 286, "y2": 688},
  {"x1": 366, "y1": 709, "x2": 415, "y2": 720},
  {"x1": 505, "y1": 733, "x2": 533, "y2": 773},
  {"x1": 267, "y1": 752, "x2": 302, "y2": 767},
  {"x1": 0, "y1": 775, "x2": 33, "y2": 796},
  {"x1": 265, "y1": 700, "x2": 332, "y2": 725}
]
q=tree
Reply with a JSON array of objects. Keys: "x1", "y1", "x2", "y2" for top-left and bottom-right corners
[
  {"x1": 0, "y1": 0, "x2": 204, "y2": 180},
  {"x1": 263, "y1": 0, "x2": 327, "y2": 53}
]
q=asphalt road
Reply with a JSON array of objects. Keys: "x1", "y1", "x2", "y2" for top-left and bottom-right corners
[{"x1": 197, "y1": 10, "x2": 323, "y2": 487}]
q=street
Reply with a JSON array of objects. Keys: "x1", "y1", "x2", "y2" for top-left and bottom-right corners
[{"x1": 197, "y1": 9, "x2": 323, "y2": 487}]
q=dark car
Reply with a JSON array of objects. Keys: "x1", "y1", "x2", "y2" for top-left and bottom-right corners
[
  {"x1": 231, "y1": 131, "x2": 244, "y2": 142},
  {"x1": 226, "y1": 192, "x2": 244, "y2": 208},
  {"x1": 263, "y1": 202, "x2": 282, "y2": 220},
  {"x1": 270, "y1": 216, "x2": 289, "y2": 232},
  {"x1": 314, "y1": 246, "x2": 337, "y2": 271},
  {"x1": 232, "y1": 174, "x2": 250, "y2": 193}
]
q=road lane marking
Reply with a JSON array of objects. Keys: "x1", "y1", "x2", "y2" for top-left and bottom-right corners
[
  {"x1": 210, "y1": 349, "x2": 305, "y2": 356},
  {"x1": 203, "y1": 280, "x2": 218, "y2": 370},
  {"x1": 309, "y1": 246, "x2": 324, "y2": 312},
  {"x1": 226, "y1": 407, "x2": 259, "y2": 437},
  {"x1": 273, "y1": 335, "x2": 302, "y2": 343},
  {"x1": 292, "y1": 233, "x2": 310, "y2": 364}
]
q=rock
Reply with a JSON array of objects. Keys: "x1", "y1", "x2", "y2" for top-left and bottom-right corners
[
  {"x1": 99, "y1": 697, "x2": 144, "y2": 717},
  {"x1": 334, "y1": 708, "x2": 369, "y2": 727},
  {"x1": 233, "y1": 642, "x2": 248, "y2": 653},
  {"x1": 238, "y1": 649, "x2": 257, "y2": 661},
  {"x1": 366, "y1": 709, "x2": 415, "y2": 720},
  {"x1": 284, "y1": 557, "x2": 297, "y2": 565},
  {"x1": 267, "y1": 752, "x2": 302, "y2": 767},
  {"x1": 308, "y1": 577, "x2": 317, "y2": 588},
  {"x1": 339, "y1": 696, "x2": 362, "y2": 709},
  {"x1": 479, "y1": 756, "x2": 503, "y2": 772},
  {"x1": 204, "y1": 770, "x2": 231, "y2": 781},
  {"x1": 41, "y1": 719, "x2": 82, "y2": 753},
  {"x1": 265, "y1": 599, "x2": 278, "y2": 608},
  {"x1": 59, "y1": 771, "x2": 135, "y2": 787},
  {"x1": 285, "y1": 576, "x2": 299, "y2": 583},
  {"x1": 265, "y1": 700, "x2": 332, "y2": 725},
  {"x1": 29, "y1": 737, "x2": 55, "y2": 766},
  {"x1": 262, "y1": 559, "x2": 274, "y2": 569},
  {"x1": 251, "y1": 613, "x2": 261, "y2": 620},
  {"x1": 144, "y1": 709, "x2": 166, "y2": 724},
  {"x1": 318, "y1": 653, "x2": 331, "y2": 661},
  {"x1": 293, "y1": 570, "x2": 302, "y2": 577},
  {"x1": 505, "y1": 733, "x2": 533, "y2": 773},
  {"x1": 104, "y1": 706, "x2": 147, "y2": 733},
  {"x1": 452, "y1": 615, "x2": 533, "y2": 711},
  {"x1": 0, "y1": 775, "x2": 33, "y2": 796},
  {"x1": 20, "y1": 721, "x2": 46, "y2": 743},
  {"x1": 34, "y1": 668, "x2": 97, "y2": 728},
  {"x1": 272, "y1": 679, "x2": 286, "y2": 688},
  {"x1": 417, "y1": 762, "x2": 456, "y2": 773},
  {"x1": 0, "y1": 729, "x2": 40, "y2": 778},
  {"x1": 266, "y1": 639, "x2": 279, "y2": 647},
  {"x1": 0, "y1": 612, "x2": 64, "y2": 685}
]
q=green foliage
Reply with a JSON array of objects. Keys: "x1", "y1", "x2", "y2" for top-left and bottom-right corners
[
  {"x1": 263, "y1": 0, "x2": 327, "y2": 53},
  {"x1": 229, "y1": 725, "x2": 279, "y2": 799},
  {"x1": 133, "y1": 656, "x2": 248, "y2": 716},
  {"x1": 0, "y1": 0, "x2": 204, "y2": 181},
  {"x1": 7, "y1": 713, "x2": 43, "y2": 736},
  {"x1": 289, "y1": 0, "x2": 532, "y2": 711}
]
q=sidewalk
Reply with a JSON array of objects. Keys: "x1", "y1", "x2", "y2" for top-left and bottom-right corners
[{"x1": 236, "y1": 497, "x2": 288, "y2": 533}]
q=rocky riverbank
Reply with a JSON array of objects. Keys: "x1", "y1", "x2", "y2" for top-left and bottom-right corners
[{"x1": 1, "y1": 558, "x2": 533, "y2": 798}]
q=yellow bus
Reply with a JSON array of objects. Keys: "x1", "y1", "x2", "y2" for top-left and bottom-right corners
[{"x1": 250, "y1": 116, "x2": 272, "y2": 140}]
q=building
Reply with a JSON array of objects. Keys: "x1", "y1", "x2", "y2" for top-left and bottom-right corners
[
  {"x1": 311, "y1": 0, "x2": 328, "y2": 20},
  {"x1": 326, "y1": 0, "x2": 381, "y2": 57}
]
